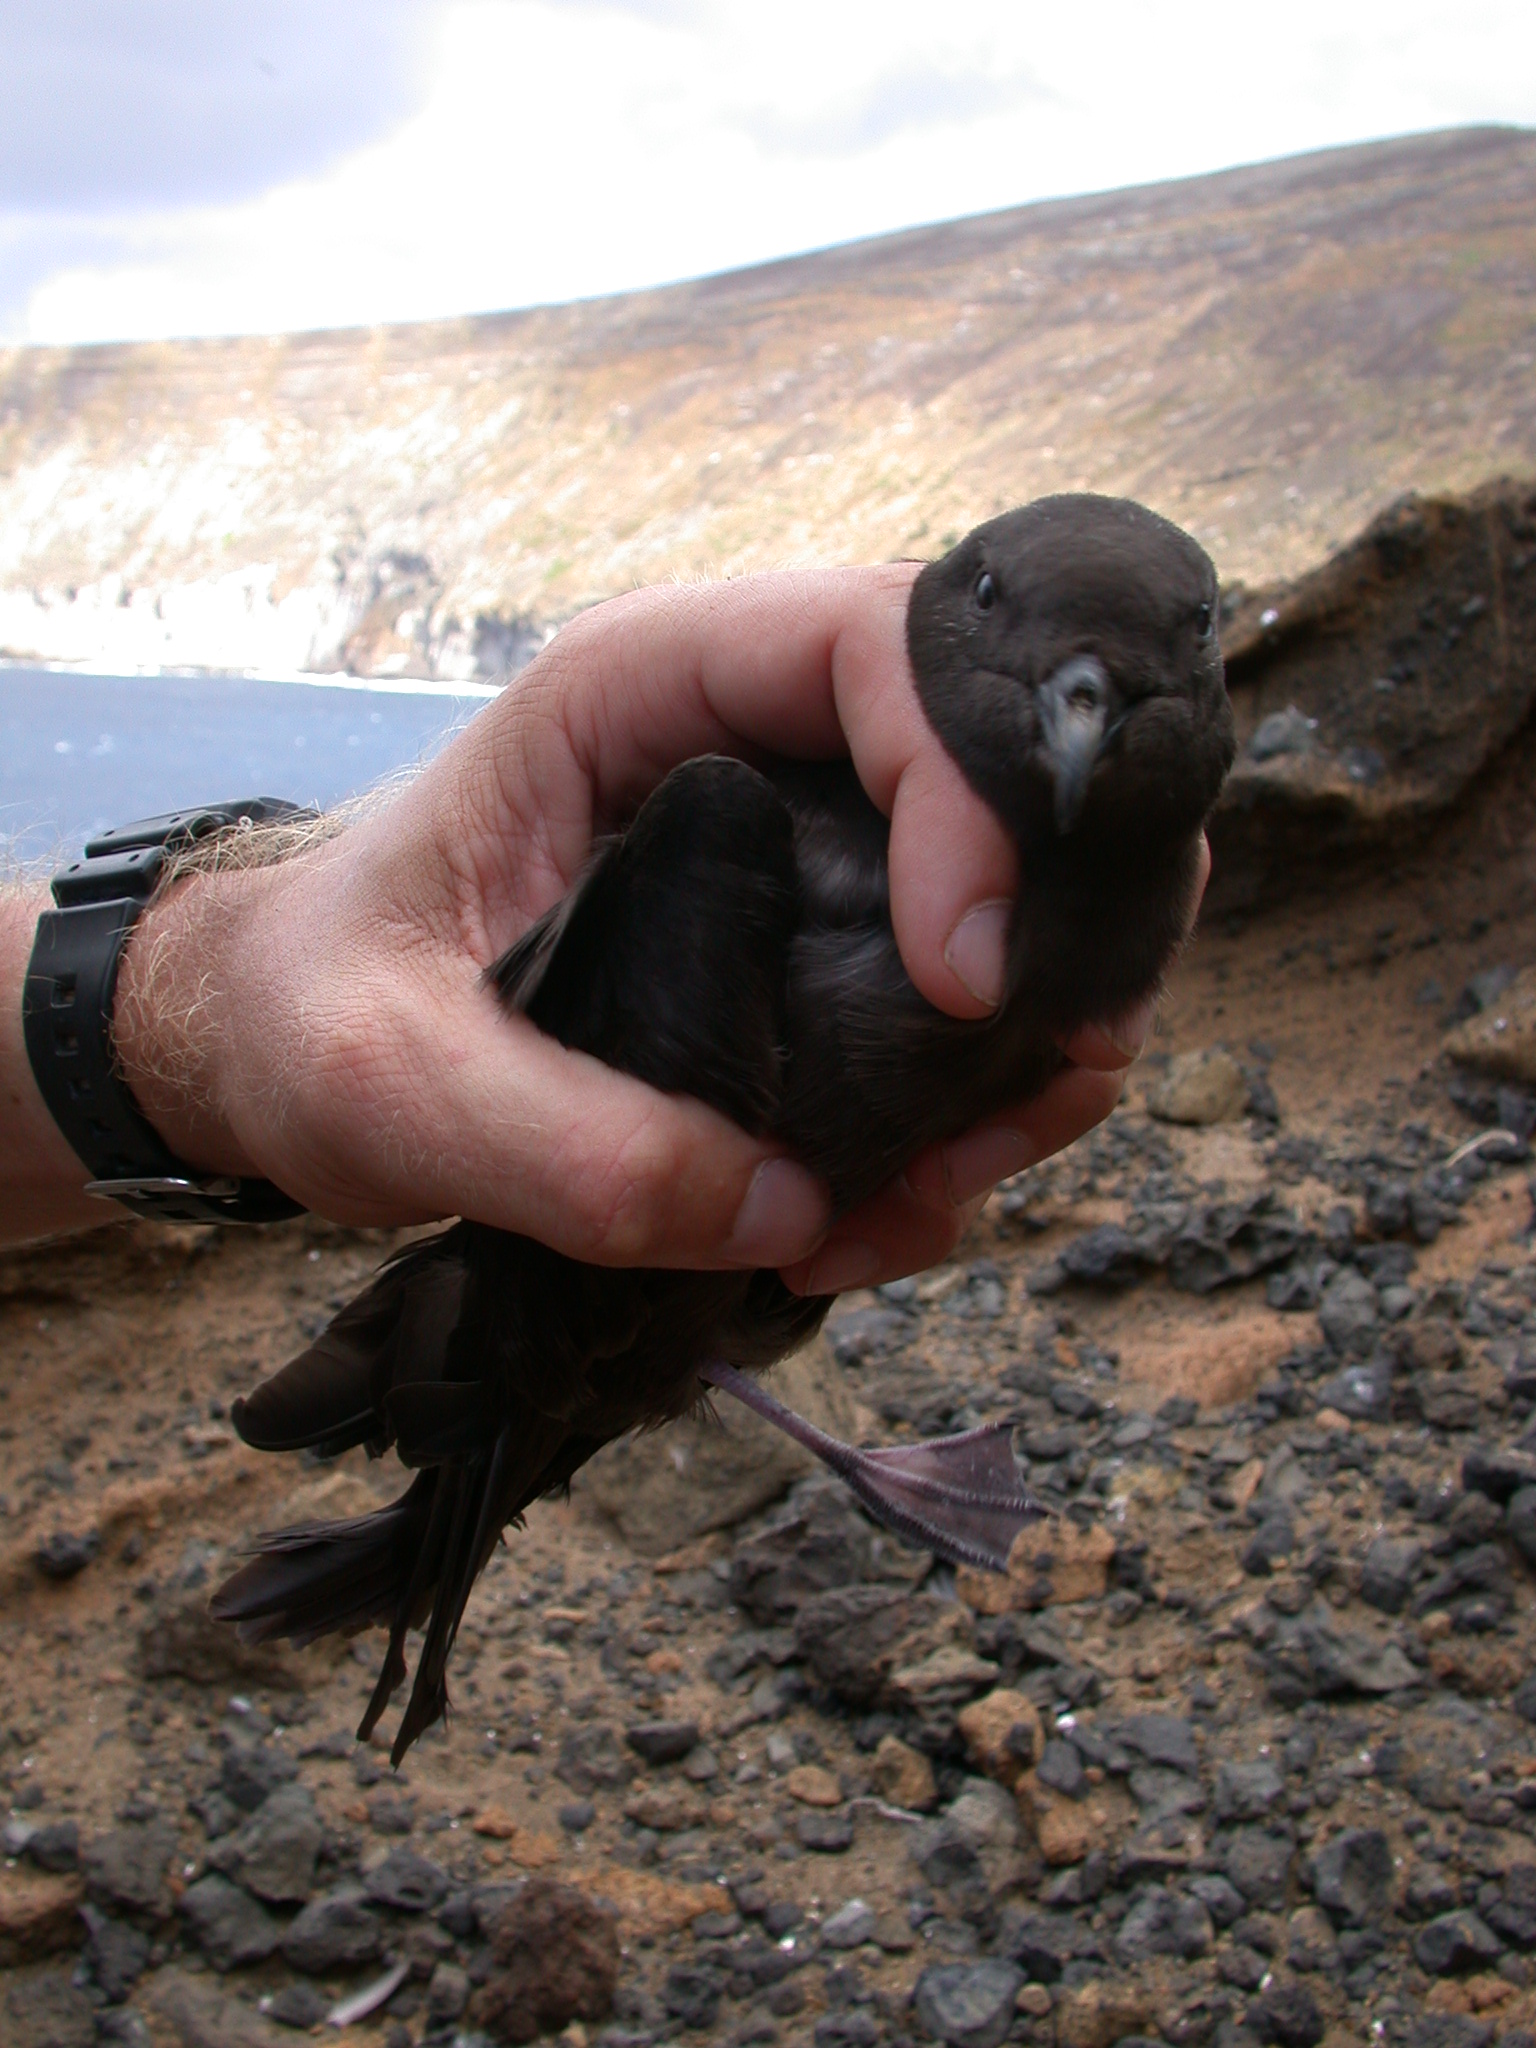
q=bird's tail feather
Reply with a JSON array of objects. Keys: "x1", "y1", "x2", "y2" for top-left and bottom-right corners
[
  {"x1": 209, "y1": 1473, "x2": 435, "y2": 1647},
  {"x1": 360, "y1": 1450, "x2": 469, "y2": 1753},
  {"x1": 216, "y1": 1218, "x2": 610, "y2": 1763},
  {"x1": 363, "y1": 1409, "x2": 572, "y2": 1763},
  {"x1": 385, "y1": 1440, "x2": 488, "y2": 1759},
  {"x1": 212, "y1": 1404, "x2": 574, "y2": 1764}
]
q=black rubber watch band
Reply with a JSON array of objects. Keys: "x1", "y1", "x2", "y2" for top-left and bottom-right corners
[{"x1": 23, "y1": 799, "x2": 313, "y2": 1226}]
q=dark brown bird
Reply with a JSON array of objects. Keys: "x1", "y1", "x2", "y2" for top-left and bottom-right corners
[{"x1": 211, "y1": 494, "x2": 1235, "y2": 1761}]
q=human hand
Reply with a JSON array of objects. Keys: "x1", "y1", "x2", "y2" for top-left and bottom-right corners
[{"x1": 110, "y1": 566, "x2": 1206, "y2": 1280}]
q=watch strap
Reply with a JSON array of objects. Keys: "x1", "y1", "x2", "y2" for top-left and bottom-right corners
[{"x1": 23, "y1": 798, "x2": 312, "y2": 1226}]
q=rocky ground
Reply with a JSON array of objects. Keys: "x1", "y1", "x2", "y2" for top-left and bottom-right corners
[{"x1": 7, "y1": 627, "x2": 1536, "y2": 2048}]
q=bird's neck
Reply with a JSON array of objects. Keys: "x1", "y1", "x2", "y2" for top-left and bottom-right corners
[{"x1": 1008, "y1": 828, "x2": 1204, "y2": 1033}]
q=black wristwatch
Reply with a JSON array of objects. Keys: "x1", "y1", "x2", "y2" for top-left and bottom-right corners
[{"x1": 23, "y1": 799, "x2": 312, "y2": 1226}]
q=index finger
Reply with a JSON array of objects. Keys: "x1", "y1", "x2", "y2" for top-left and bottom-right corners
[{"x1": 822, "y1": 571, "x2": 1018, "y2": 1018}]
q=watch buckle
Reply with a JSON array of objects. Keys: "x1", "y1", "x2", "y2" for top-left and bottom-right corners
[{"x1": 85, "y1": 1176, "x2": 242, "y2": 1203}]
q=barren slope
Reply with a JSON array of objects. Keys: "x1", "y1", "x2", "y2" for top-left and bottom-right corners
[{"x1": 0, "y1": 125, "x2": 1532, "y2": 678}]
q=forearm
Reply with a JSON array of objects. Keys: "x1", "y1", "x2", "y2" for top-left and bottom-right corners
[{"x1": 0, "y1": 887, "x2": 105, "y2": 1244}]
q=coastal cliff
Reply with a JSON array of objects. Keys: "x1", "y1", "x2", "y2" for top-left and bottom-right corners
[{"x1": 1, "y1": 125, "x2": 1532, "y2": 681}]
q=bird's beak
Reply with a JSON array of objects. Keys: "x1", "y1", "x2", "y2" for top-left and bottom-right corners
[{"x1": 1036, "y1": 655, "x2": 1111, "y2": 832}]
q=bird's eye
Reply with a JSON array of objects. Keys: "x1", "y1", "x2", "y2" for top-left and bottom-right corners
[
  {"x1": 975, "y1": 571, "x2": 996, "y2": 612},
  {"x1": 1194, "y1": 601, "x2": 1213, "y2": 639}
]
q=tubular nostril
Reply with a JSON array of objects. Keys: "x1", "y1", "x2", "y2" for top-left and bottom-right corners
[{"x1": 1044, "y1": 654, "x2": 1110, "y2": 717}]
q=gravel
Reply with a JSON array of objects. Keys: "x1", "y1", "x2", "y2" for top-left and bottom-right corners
[
  {"x1": 14, "y1": 1039, "x2": 1536, "y2": 2048},
  {"x1": 912, "y1": 1961, "x2": 1025, "y2": 2048}
]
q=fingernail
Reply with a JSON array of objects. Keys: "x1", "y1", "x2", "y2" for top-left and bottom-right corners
[
  {"x1": 724, "y1": 1157, "x2": 830, "y2": 1267},
  {"x1": 1100, "y1": 992, "x2": 1157, "y2": 1062},
  {"x1": 941, "y1": 1126, "x2": 1039, "y2": 1206},
  {"x1": 802, "y1": 1240, "x2": 881, "y2": 1295},
  {"x1": 943, "y1": 899, "x2": 1011, "y2": 1010}
]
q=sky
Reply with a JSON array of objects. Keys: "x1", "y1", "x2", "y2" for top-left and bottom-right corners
[{"x1": 1, "y1": 0, "x2": 1532, "y2": 346}]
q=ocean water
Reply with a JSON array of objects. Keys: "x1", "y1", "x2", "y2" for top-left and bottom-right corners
[{"x1": 1, "y1": 665, "x2": 495, "y2": 868}]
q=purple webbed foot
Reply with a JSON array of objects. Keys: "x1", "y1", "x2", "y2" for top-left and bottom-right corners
[{"x1": 699, "y1": 1360, "x2": 1047, "y2": 1573}]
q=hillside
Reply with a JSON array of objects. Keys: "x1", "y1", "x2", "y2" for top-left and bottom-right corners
[{"x1": 0, "y1": 124, "x2": 1532, "y2": 680}]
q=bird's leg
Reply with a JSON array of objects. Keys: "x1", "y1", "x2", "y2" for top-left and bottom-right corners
[{"x1": 699, "y1": 1360, "x2": 1048, "y2": 1574}]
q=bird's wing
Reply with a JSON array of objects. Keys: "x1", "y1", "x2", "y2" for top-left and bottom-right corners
[
  {"x1": 240, "y1": 754, "x2": 802, "y2": 1469},
  {"x1": 220, "y1": 759, "x2": 806, "y2": 1765},
  {"x1": 765, "y1": 759, "x2": 892, "y2": 931},
  {"x1": 230, "y1": 1229, "x2": 470, "y2": 1457},
  {"x1": 490, "y1": 754, "x2": 800, "y2": 1129}
]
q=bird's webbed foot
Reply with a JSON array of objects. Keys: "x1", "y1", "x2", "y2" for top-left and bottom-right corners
[{"x1": 699, "y1": 1360, "x2": 1046, "y2": 1573}]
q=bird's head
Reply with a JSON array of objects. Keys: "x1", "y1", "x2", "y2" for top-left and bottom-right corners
[{"x1": 907, "y1": 494, "x2": 1235, "y2": 856}]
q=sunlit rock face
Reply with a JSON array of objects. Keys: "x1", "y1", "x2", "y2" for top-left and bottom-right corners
[{"x1": 0, "y1": 127, "x2": 1532, "y2": 682}]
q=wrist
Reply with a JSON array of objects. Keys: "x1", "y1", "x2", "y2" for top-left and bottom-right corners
[{"x1": 112, "y1": 866, "x2": 272, "y2": 1181}]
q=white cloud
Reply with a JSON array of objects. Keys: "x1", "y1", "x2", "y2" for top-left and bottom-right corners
[
  {"x1": 7, "y1": 0, "x2": 1535, "y2": 344},
  {"x1": 0, "y1": 2, "x2": 434, "y2": 211}
]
